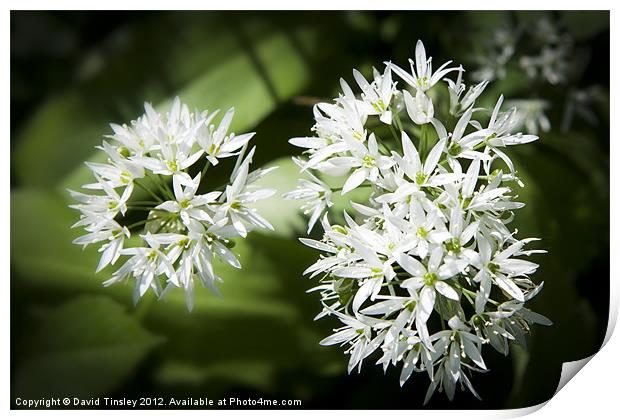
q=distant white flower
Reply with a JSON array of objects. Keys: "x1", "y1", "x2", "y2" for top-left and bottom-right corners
[
  {"x1": 71, "y1": 97, "x2": 275, "y2": 310},
  {"x1": 561, "y1": 86, "x2": 603, "y2": 132},
  {"x1": 471, "y1": 17, "x2": 593, "y2": 134},
  {"x1": 506, "y1": 99, "x2": 551, "y2": 134}
]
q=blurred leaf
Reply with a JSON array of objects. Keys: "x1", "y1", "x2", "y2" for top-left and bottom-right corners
[
  {"x1": 246, "y1": 157, "x2": 308, "y2": 238},
  {"x1": 10, "y1": 189, "x2": 153, "y2": 307},
  {"x1": 561, "y1": 11, "x2": 609, "y2": 41},
  {"x1": 11, "y1": 189, "x2": 123, "y2": 294},
  {"x1": 155, "y1": 360, "x2": 276, "y2": 390},
  {"x1": 14, "y1": 14, "x2": 317, "y2": 191},
  {"x1": 14, "y1": 295, "x2": 163, "y2": 398},
  {"x1": 11, "y1": 187, "x2": 341, "y2": 396},
  {"x1": 504, "y1": 138, "x2": 607, "y2": 406},
  {"x1": 141, "y1": 233, "x2": 342, "y2": 395}
]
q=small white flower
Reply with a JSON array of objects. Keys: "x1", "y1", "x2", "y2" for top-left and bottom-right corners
[
  {"x1": 343, "y1": 66, "x2": 394, "y2": 124},
  {"x1": 284, "y1": 157, "x2": 333, "y2": 233},
  {"x1": 327, "y1": 133, "x2": 394, "y2": 194},
  {"x1": 196, "y1": 107, "x2": 256, "y2": 165},
  {"x1": 73, "y1": 219, "x2": 130, "y2": 272},
  {"x1": 389, "y1": 40, "x2": 460, "y2": 92},
  {"x1": 155, "y1": 172, "x2": 220, "y2": 227},
  {"x1": 445, "y1": 66, "x2": 489, "y2": 117},
  {"x1": 403, "y1": 89, "x2": 434, "y2": 125},
  {"x1": 216, "y1": 146, "x2": 276, "y2": 237}
]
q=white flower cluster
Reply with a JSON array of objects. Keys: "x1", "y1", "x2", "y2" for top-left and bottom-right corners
[
  {"x1": 519, "y1": 18, "x2": 572, "y2": 86},
  {"x1": 71, "y1": 98, "x2": 276, "y2": 310},
  {"x1": 471, "y1": 18, "x2": 577, "y2": 134},
  {"x1": 287, "y1": 41, "x2": 550, "y2": 402}
]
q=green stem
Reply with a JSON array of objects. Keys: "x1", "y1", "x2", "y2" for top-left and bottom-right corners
[
  {"x1": 130, "y1": 201, "x2": 159, "y2": 205},
  {"x1": 389, "y1": 122, "x2": 400, "y2": 144},
  {"x1": 200, "y1": 161, "x2": 212, "y2": 183},
  {"x1": 331, "y1": 183, "x2": 372, "y2": 193},
  {"x1": 394, "y1": 112, "x2": 405, "y2": 134},
  {"x1": 419, "y1": 123, "x2": 430, "y2": 160},
  {"x1": 437, "y1": 141, "x2": 487, "y2": 169},
  {"x1": 153, "y1": 174, "x2": 174, "y2": 201},
  {"x1": 134, "y1": 179, "x2": 163, "y2": 202},
  {"x1": 459, "y1": 286, "x2": 499, "y2": 306},
  {"x1": 127, "y1": 205, "x2": 156, "y2": 211},
  {"x1": 126, "y1": 219, "x2": 148, "y2": 230}
]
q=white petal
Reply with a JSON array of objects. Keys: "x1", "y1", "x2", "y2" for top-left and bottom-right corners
[{"x1": 435, "y1": 281, "x2": 459, "y2": 300}]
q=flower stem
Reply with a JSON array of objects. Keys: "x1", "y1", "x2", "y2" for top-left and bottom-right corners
[
  {"x1": 393, "y1": 111, "x2": 405, "y2": 134},
  {"x1": 331, "y1": 183, "x2": 372, "y2": 193},
  {"x1": 389, "y1": 123, "x2": 400, "y2": 144},
  {"x1": 153, "y1": 174, "x2": 174, "y2": 201},
  {"x1": 419, "y1": 123, "x2": 430, "y2": 159},
  {"x1": 126, "y1": 219, "x2": 148, "y2": 230},
  {"x1": 134, "y1": 179, "x2": 163, "y2": 202},
  {"x1": 200, "y1": 161, "x2": 211, "y2": 183}
]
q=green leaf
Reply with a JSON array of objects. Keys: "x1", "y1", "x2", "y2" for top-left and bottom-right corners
[
  {"x1": 140, "y1": 233, "x2": 343, "y2": 394},
  {"x1": 504, "y1": 139, "x2": 607, "y2": 406},
  {"x1": 250, "y1": 157, "x2": 308, "y2": 238},
  {"x1": 155, "y1": 360, "x2": 277, "y2": 391},
  {"x1": 13, "y1": 15, "x2": 317, "y2": 192},
  {"x1": 11, "y1": 189, "x2": 121, "y2": 294},
  {"x1": 14, "y1": 296, "x2": 163, "y2": 398},
  {"x1": 561, "y1": 11, "x2": 609, "y2": 41}
]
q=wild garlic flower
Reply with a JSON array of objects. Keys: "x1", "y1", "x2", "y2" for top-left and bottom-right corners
[
  {"x1": 70, "y1": 97, "x2": 275, "y2": 310},
  {"x1": 505, "y1": 99, "x2": 551, "y2": 134},
  {"x1": 471, "y1": 26, "x2": 517, "y2": 83},
  {"x1": 470, "y1": 17, "x2": 588, "y2": 134},
  {"x1": 286, "y1": 40, "x2": 550, "y2": 403}
]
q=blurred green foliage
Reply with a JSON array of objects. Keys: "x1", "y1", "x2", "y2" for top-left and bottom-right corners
[{"x1": 11, "y1": 11, "x2": 609, "y2": 409}]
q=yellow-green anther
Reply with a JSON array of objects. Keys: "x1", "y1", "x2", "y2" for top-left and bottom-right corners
[
  {"x1": 446, "y1": 238, "x2": 461, "y2": 252},
  {"x1": 167, "y1": 159, "x2": 178, "y2": 172},
  {"x1": 118, "y1": 146, "x2": 131, "y2": 158},
  {"x1": 362, "y1": 155, "x2": 376, "y2": 168},
  {"x1": 485, "y1": 133, "x2": 497, "y2": 142},
  {"x1": 120, "y1": 171, "x2": 132, "y2": 184},
  {"x1": 332, "y1": 225, "x2": 348, "y2": 235},
  {"x1": 371, "y1": 99, "x2": 386, "y2": 113},
  {"x1": 423, "y1": 272, "x2": 438, "y2": 286},
  {"x1": 415, "y1": 171, "x2": 427, "y2": 185},
  {"x1": 448, "y1": 142, "x2": 462, "y2": 156},
  {"x1": 445, "y1": 237, "x2": 461, "y2": 253},
  {"x1": 487, "y1": 262, "x2": 500, "y2": 274}
]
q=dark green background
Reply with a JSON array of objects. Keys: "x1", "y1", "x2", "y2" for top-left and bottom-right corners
[{"x1": 10, "y1": 11, "x2": 610, "y2": 409}]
